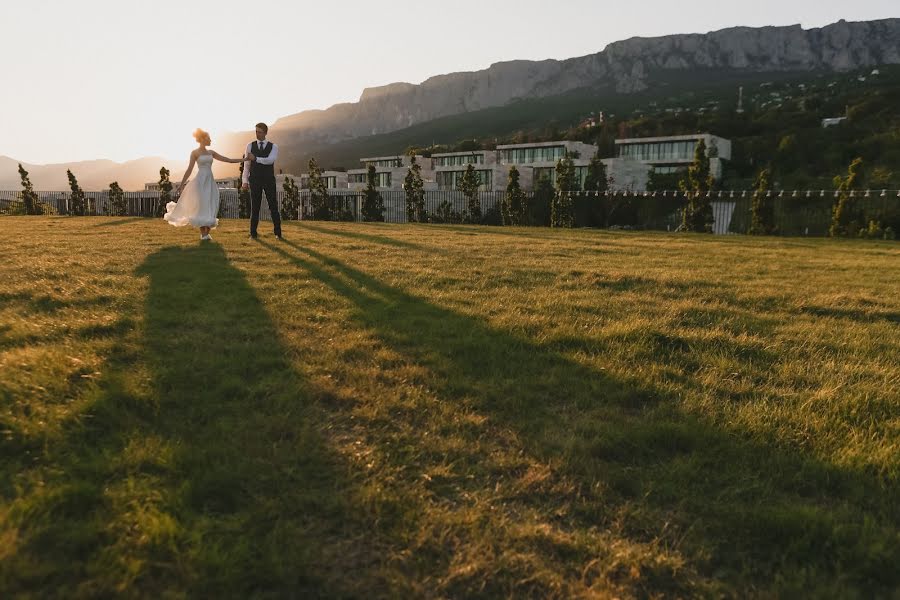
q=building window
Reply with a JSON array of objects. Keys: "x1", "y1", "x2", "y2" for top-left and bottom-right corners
[
  {"x1": 365, "y1": 158, "x2": 402, "y2": 168},
  {"x1": 323, "y1": 176, "x2": 337, "y2": 188},
  {"x1": 617, "y1": 140, "x2": 698, "y2": 161},
  {"x1": 533, "y1": 166, "x2": 589, "y2": 190},
  {"x1": 500, "y1": 146, "x2": 566, "y2": 164},
  {"x1": 434, "y1": 154, "x2": 484, "y2": 167},
  {"x1": 349, "y1": 172, "x2": 390, "y2": 186},
  {"x1": 436, "y1": 170, "x2": 492, "y2": 190},
  {"x1": 651, "y1": 166, "x2": 687, "y2": 175}
]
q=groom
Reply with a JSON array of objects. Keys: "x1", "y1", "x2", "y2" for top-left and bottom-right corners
[{"x1": 242, "y1": 122, "x2": 282, "y2": 239}]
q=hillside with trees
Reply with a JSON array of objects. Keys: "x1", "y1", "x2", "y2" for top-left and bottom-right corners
[{"x1": 278, "y1": 66, "x2": 900, "y2": 191}]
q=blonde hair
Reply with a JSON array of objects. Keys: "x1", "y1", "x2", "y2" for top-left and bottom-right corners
[{"x1": 193, "y1": 128, "x2": 211, "y2": 145}]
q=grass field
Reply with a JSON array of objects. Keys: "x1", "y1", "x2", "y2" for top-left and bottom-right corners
[{"x1": 1, "y1": 216, "x2": 898, "y2": 598}]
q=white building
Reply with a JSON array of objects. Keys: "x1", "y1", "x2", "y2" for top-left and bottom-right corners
[
  {"x1": 497, "y1": 141, "x2": 598, "y2": 190},
  {"x1": 614, "y1": 134, "x2": 732, "y2": 181},
  {"x1": 144, "y1": 173, "x2": 305, "y2": 192},
  {"x1": 365, "y1": 140, "x2": 654, "y2": 193},
  {"x1": 347, "y1": 155, "x2": 434, "y2": 191},
  {"x1": 432, "y1": 149, "x2": 502, "y2": 191},
  {"x1": 300, "y1": 171, "x2": 348, "y2": 190},
  {"x1": 821, "y1": 117, "x2": 847, "y2": 128}
]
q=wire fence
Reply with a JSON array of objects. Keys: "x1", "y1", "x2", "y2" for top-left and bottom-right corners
[{"x1": 1, "y1": 188, "x2": 898, "y2": 237}]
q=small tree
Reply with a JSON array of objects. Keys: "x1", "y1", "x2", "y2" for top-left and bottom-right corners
[
  {"x1": 67, "y1": 169, "x2": 86, "y2": 216},
  {"x1": 583, "y1": 153, "x2": 609, "y2": 194},
  {"x1": 646, "y1": 168, "x2": 682, "y2": 192},
  {"x1": 678, "y1": 139, "x2": 714, "y2": 233},
  {"x1": 108, "y1": 181, "x2": 126, "y2": 216},
  {"x1": 403, "y1": 156, "x2": 426, "y2": 223},
  {"x1": 282, "y1": 175, "x2": 300, "y2": 221},
  {"x1": 361, "y1": 165, "x2": 385, "y2": 222},
  {"x1": 458, "y1": 164, "x2": 481, "y2": 223},
  {"x1": 749, "y1": 167, "x2": 776, "y2": 235},
  {"x1": 18, "y1": 164, "x2": 41, "y2": 215},
  {"x1": 551, "y1": 154, "x2": 576, "y2": 228},
  {"x1": 829, "y1": 157, "x2": 864, "y2": 237},
  {"x1": 504, "y1": 165, "x2": 527, "y2": 226},
  {"x1": 431, "y1": 199, "x2": 463, "y2": 224},
  {"x1": 237, "y1": 161, "x2": 251, "y2": 219},
  {"x1": 532, "y1": 175, "x2": 555, "y2": 227},
  {"x1": 308, "y1": 158, "x2": 331, "y2": 220},
  {"x1": 157, "y1": 166, "x2": 173, "y2": 217}
]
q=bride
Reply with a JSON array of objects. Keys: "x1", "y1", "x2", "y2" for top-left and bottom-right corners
[{"x1": 164, "y1": 128, "x2": 244, "y2": 240}]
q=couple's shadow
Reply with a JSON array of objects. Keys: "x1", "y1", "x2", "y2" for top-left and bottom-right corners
[
  {"x1": 20, "y1": 237, "x2": 893, "y2": 597},
  {"x1": 6, "y1": 243, "x2": 368, "y2": 597},
  {"x1": 257, "y1": 236, "x2": 900, "y2": 596},
  {"x1": 132, "y1": 242, "x2": 370, "y2": 596}
]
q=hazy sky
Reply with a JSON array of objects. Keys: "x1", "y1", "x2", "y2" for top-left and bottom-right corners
[{"x1": 3, "y1": 0, "x2": 897, "y2": 164}]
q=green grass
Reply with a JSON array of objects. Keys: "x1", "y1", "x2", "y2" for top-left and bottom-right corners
[{"x1": 1, "y1": 216, "x2": 898, "y2": 598}]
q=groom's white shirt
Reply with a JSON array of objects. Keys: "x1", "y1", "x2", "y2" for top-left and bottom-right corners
[{"x1": 242, "y1": 139, "x2": 279, "y2": 184}]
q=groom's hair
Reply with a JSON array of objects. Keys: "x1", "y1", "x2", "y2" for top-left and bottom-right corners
[{"x1": 256, "y1": 122, "x2": 268, "y2": 134}]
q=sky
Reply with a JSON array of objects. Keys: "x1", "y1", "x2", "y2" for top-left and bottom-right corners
[{"x1": 3, "y1": 0, "x2": 897, "y2": 165}]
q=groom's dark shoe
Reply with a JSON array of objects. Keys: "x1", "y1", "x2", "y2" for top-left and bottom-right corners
[
  {"x1": 275, "y1": 234, "x2": 284, "y2": 240},
  {"x1": 248, "y1": 234, "x2": 258, "y2": 240}
]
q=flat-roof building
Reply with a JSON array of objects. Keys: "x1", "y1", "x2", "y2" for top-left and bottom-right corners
[{"x1": 614, "y1": 134, "x2": 731, "y2": 180}]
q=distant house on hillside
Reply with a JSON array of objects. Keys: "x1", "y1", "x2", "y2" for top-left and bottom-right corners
[{"x1": 821, "y1": 117, "x2": 848, "y2": 128}]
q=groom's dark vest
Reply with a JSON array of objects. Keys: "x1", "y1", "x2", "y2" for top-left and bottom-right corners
[{"x1": 249, "y1": 142, "x2": 275, "y2": 182}]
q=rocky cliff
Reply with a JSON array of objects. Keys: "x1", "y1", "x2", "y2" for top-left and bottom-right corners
[{"x1": 268, "y1": 19, "x2": 899, "y2": 146}]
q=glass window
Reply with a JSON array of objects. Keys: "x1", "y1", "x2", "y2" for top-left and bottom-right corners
[
  {"x1": 348, "y1": 172, "x2": 390, "y2": 186},
  {"x1": 436, "y1": 170, "x2": 492, "y2": 190},
  {"x1": 365, "y1": 158, "x2": 402, "y2": 168},
  {"x1": 533, "y1": 166, "x2": 588, "y2": 190},
  {"x1": 501, "y1": 146, "x2": 565, "y2": 164},
  {"x1": 435, "y1": 154, "x2": 484, "y2": 166}
]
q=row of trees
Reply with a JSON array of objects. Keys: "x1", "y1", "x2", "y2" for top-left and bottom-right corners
[
  {"x1": 10, "y1": 155, "x2": 893, "y2": 238},
  {"x1": 739, "y1": 154, "x2": 890, "y2": 238},
  {"x1": 13, "y1": 164, "x2": 130, "y2": 216},
  {"x1": 296, "y1": 159, "x2": 385, "y2": 222}
]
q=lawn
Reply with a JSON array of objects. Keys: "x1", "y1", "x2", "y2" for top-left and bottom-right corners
[{"x1": 1, "y1": 216, "x2": 898, "y2": 598}]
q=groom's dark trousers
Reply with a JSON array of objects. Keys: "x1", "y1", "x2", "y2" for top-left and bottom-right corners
[{"x1": 249, "y1": 177, "x2": 281, "y2": 238}]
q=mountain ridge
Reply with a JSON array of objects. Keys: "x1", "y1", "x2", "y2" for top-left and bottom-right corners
[
  {"x1": 266, "y1": 18, "x2": 900, "y2": 144},
  {"x1": 5, "y1": 18, "x2": 899, "y2": 189}
]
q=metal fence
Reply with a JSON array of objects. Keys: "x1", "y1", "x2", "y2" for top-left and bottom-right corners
[{"x1": 1, "y1": 188, "x2": 898, "y2": 237}]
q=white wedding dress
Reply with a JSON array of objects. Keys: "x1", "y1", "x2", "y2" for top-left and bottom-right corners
[{"x1": 164, "y1": 153, "x2": 220, "y2": 229}]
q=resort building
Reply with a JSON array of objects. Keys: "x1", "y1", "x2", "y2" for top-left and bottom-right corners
[
  {"x1": 143, "y1": 173, "x2": 307, "y2": 192},
  {"x1": 491, "y1": 140, "x2": 650, "y2": 192},
  {"x1": 337, "y1": 134, "x2": 730, "y2": 194},
  {"x1": 432, "y1": 150, "x2": 503, "y2": 191},
  {"x1": 347, "y1": 155, "x2": 434, "y2": 191},
  {"x1": 614, "y1": 134, "x2": 731, "y2": 180},
  {"x1": 497, "y1": 141, "x2": 598, "y2": 190},
  {"x1": 299, "y1": 171, "x2": 348, "y2": 190}
]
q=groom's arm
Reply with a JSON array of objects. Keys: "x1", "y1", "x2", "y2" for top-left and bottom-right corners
[
  {"x1": 254, "y1": 143, "x2": 278, "y2": 165},
  {"x1": 241, "y1": 142, "x2": 252, "y2": 186}
]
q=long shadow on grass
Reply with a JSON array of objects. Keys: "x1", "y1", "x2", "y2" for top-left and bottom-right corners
[
  {"x1": 93, "y1": 216, "x2": 146, "y2": 227},
  {"x1": 1, "y1": 244, "x2": 374, "y2": 598},
  {"x1": 264, "y1": 238, "x2": 899, "y2": 597},
  {"x1": 296, "y1": 221, "x2": 430, "y2": 250}
]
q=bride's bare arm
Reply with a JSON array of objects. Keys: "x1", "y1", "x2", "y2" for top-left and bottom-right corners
[
  {"x1": 179, "y1": 151, "x2": 197, "y2": 190},
  {"x1": 211, "y1": 150, "x2": 244, "y2": 164}
]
